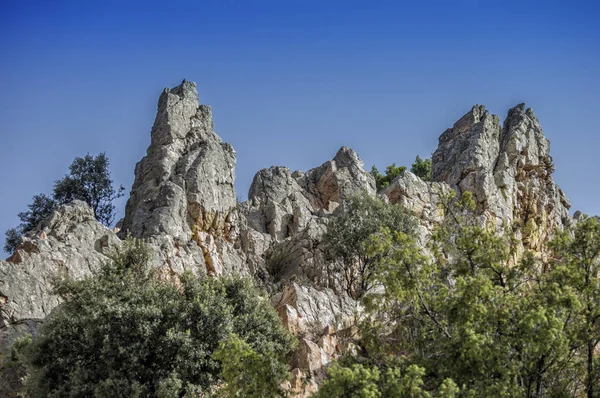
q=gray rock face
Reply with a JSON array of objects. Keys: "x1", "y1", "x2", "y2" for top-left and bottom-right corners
[
  {"x1": 120, "y1": 81, "x2": 241, "y2": 275},
  {"x1": 381, "y1": 171, "x2": 452, "y2": 244},
  {"x1": 0, "y1": 201, "x2": 120, "y2": 352},
  {"x1": 240, "y1": 146, "x2": 376, "y2": 288},
  {"x1": 298, "y1": 146, "x2": 376, "y2": 210},
  {"x1": 386, "y1": 104, "x2": 571, "y2": 253},
  {"x1": 432, "y1": 104, "x2": 570, "y2": 250},
  {"x1": 0, "y1": 81, "x2": 579, "y2": 398}
]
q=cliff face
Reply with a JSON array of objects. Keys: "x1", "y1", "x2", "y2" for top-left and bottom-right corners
[
  {"x1": 0, "y1": 82, "x2": 581, "y2": 396},
  {"x1": 382, "y1": 104, "x2": 572, "y2": 255}
]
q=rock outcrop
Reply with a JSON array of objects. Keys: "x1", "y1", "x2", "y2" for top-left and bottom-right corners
[
  {"x1": 0, "y1": 201, "x2": 120, "y2": 353},
  {"x1": 120, "y1": 81, "x2": 242, "y2": 276},
  {"x1": 383, "y1": 104, "x2": 571, "y2": 255},
  {"x1": 239, "y1": 146, "x2": 375, "y2": 289},
  {"x1": 0, "y1": 82, "x2": 579, "y2": 398},
  {"x1": 433, "y1": 104, "x2": 571, "y2": 249}
]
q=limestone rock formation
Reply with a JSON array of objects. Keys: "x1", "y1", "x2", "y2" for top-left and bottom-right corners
[
  {"x1": 239, "y1": 146, "x2": 376, "y2": 288},
  {"x1": 383, "y1": 104, "x2": 571, "y2": 254},
  {"x1": 381, "y1": 171, "x2": 452, "y2": 244},
  {"x1": 0, "y1": 201, "x2": 120, "y2": 352},
  {"x1": 0, "y1": 81, "x2": 580, "y2": 397},
  {"x1": 120, "y1": 81, "x2": 242, "y2": 275},
  {"x1": 434, "y1": 104, "x2": 570, "y2": 249}
]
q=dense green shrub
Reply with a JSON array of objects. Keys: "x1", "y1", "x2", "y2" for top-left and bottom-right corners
[
  {"x1": 324, "y1": 193, "x2": 415, "y2": 299},
  {"x1": 410, "y1": 155, "x2": 432, "y2": 181},
  {"x1": 19, "y1": 239, "x2": 295, "y2": 397},
  {"x1": 370, "y1": 164, "x2": 406, "y2": 191},
  {"x1": 323, "y1": 193, "x2": 600, "y2": 397}
]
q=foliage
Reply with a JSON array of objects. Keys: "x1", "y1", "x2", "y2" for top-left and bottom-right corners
[
  {"x1": 3, "y1": 194, "x2": 56, "y2": 253},
  {"x1": 410, "y1": 156, "x2": 432, "y2": 181},
  {"x1": 19, "y1": 239, "x2": 295, "y2": 398},
  {"x1": 324, "y1": 193, "x2": 416, "y2": 299},
  {"x1": 53, "y1": 152, "x2": 125, "y2": 226},
  {"x1": 3, "y1": 228, "x2": 22, "y2": 254},
  {"x1": 314, "y1": 362, "x2": 459, "y2": 398},
  {"x1": 548, "y1": 216, "x2": 600, "y2": 398},
  {"x1": 4, "y1": 153, "x2": 123, "y2": 254},
  {"x1": 370, "y1": 163, "x2": 406, "y2": 191},
  {"x1": 213, "y1": 334, "x2": 290, "y2": 397},
  {"x1": 324, "y1": 193, "x2": 600, "y2": 397},
  {"x1": 0, "y1": 334, "x2": 33, "y2": 397}
]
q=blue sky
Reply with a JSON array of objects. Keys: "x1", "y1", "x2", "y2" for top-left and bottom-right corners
[{"x1": 1, "y1": 0, "x2": 598, "y2": 256}]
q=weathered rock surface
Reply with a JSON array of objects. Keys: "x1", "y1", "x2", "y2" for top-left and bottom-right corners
[
  {"x1": 240, "y1": 147, "x2": 376, "y2": 287},
  {"x1": 433, "y1": 104, "x2": 571, "y2": 249},
  {"x1": 273, "y1": 283, "x2": 359, "y2": 395},
  {"x1": 0, "y1": 201, "x2": 120, "y2": 352},
  {"x1": 0, "y1": 81, "x2": 579, "y2": 398},
  {"x1": 381, "y1": 171, "x2": 452, "y2": 244},
  {"x1": 120, "y1": 81, "x2": 241, "y2": 275},
  {"x1": 383, "y1": 104, "x2": 571, "y2": 254}
]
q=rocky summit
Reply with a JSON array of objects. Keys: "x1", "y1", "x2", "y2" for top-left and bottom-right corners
[{"x1": 0, "y1": 82, "x2": 581, "y2": 396}]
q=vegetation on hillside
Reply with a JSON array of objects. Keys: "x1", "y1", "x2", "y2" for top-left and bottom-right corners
[
  {"x1": 410, "y1": 155, "x2": 432, "y2": 181},
  {"x1": 324, "y1": 193, "x2": 416, "y2": 299},
  {"x1": 371, "y1": 164, "x2": 406, "y2": 191},
  {"x1": 4, "y1": 153, "x2": 124, "y2": 253},
  {"x1": 320, "y1": 191, "x2": 600, "y2": 397},
  {"x1": 10, "y1": 239, "x2": 295, "y2": 397},
  {"x1": 371, "y1": 155, "x2": 432, "y2": 191},
  {"x1": 4, "y1": 157, "x2": 599, "y2": 397}
]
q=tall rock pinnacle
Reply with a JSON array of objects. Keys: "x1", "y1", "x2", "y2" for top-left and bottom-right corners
[
  {"x1": 431, "y1": 103, "x2": 571, "y2": 251},
  {"x1": 121, "y1": 81, "x2": 237, "y2": 243}
]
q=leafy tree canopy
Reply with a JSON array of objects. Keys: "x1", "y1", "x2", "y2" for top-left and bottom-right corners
[
  {"x1": 410, "y1": 156, "x2": 432, "y2": 181},
  {"x1": 53, "y1": 152, "x2": 125, "y2": 226},
  {"x1": 17, "y1": 239, "x2": 295, "y2": 398},
  {"x1": 324, "y1": 193, "x2": 416, "y2": 299},
  {"x1": 4, "y1": 153, "x2": 123, "y2": 254},
  {"x1": 323, "y1": 192, "x2": 600, "y2": 397}
]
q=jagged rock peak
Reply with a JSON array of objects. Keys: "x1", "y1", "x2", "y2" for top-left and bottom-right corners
[
  {"x1": 332, "y1": 146, "x2": 364, "y2": 169},
  {"x1": 430, "y1": 103, "x2": 570, "y2": 251},
  {"x1": 121, "y1": 81, "x2": 237, "y2": 243},
  {"x1": 299, "y1": 146, "x2": 376, "y2": 210}
]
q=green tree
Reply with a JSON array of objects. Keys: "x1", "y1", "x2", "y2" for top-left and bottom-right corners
[
  {"x1": 4, "y1": 153, "x2": 124, "y2": 254},
  {"x1": 53, "y1": 152, "x2": 125, "y2": 226},
  {"x1": 331, "y1": 192, "x2": 587, "y2": 397},
  {"x1": 3, "y1": 194, "x2": 56, "y2": 253},
  {"x1": 314, "y1": 362, "x2": 459, "y2": 398},
  {"x1": 214, "y1": 334, "x2": 290, "y2": 398},
  {"x1": 410, "y1": 156, "x2": 432, "y2": 181},
  {"x1": 20, "y1": 239, "x2": 295, "y2": 397},
  {"x1": 548, "y1": 216, "x2": 600, "y2": 398},
  {"x1": 370, "y1": 163, "x2": 407, "y2": 191},
  {"x1": 324, "y1": 193, "x2": 416, "y2": 299}
]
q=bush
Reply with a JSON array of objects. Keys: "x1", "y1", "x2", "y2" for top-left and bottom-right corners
[
  {"x1": 20, "y1": 239, "x2": 295, "y2": 397},
  {"x1": 339, "y1": 195, "x2": 600, "y2": 397},
  {"x1": 370, "y1": 164, "x2": 406, "y2": 191},
  {"x1": 324, "y1": 193, "x2": 415, "y2": 299},
  {"x1": 410, "y1": 156, "x2": 432, "y2": 181},
  {"x1": 3, "y1": 194, "x2": 56, "y2": 253}
]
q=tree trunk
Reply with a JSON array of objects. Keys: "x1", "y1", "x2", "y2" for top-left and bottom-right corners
[{"x1": 588, "y1": 339, "x2": 594, "y2": 398}]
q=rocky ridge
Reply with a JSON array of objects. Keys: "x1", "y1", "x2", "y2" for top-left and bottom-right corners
[{"x1": 0, "y1": 82, "x2": 579, "y2": 396}]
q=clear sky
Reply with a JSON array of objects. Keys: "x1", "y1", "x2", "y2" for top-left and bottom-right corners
[{"x1": 1, "y1": 0, "x2": 598, "y2": 256}]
